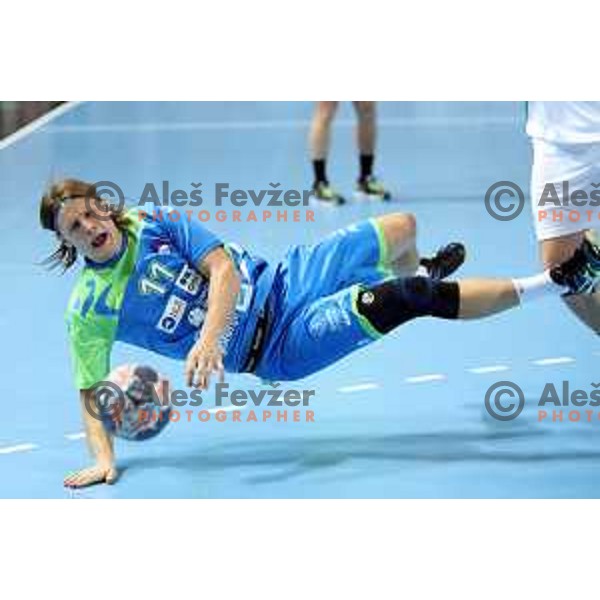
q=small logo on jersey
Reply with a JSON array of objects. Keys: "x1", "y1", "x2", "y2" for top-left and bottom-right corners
[
  {"x1": 175, "y1": 265, "x2": 203, "y2": 295},
  {"x1": 157, "y1": 295, "x2": 187, "y2": 333},
  {"x1": 151, "y1": 239, "x2": 172, "y2": 255},
  {"x1": 187, "y1": 307, "x2": 205, "y2": 328},
  {"x1": 360, "y1": 291, "x2": 375, "y2": 305}
]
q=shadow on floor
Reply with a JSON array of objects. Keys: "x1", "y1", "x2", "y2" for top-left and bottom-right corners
[{"x1": 120, "y1": 426, "x2": 599, "y2": 486}]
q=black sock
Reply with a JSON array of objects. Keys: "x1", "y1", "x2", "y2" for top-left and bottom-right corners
[
  {"x1": 359, "y1": 154, "x2": 374, "y2": 182},
  {"x1": 313, "y1": 160, "x2": 328, "y2": 186}
]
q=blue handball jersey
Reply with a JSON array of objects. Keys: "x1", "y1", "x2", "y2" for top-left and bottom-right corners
[{"x1": 65, "y1": 208, "x2": 274, "y2": 389}]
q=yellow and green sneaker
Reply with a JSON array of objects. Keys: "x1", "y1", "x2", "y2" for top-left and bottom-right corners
[
  {"x1": 311, "y1": 181, "x2": 346, "y2": 206},
  {"x1": 355, "y1": 176, "x2": 392, "y2": 201}
]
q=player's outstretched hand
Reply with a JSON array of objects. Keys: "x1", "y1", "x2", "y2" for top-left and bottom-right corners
[
  {"x1": 185, "y1": 337, "x2": 225, "y2": 390},
  {"x1": 64, "y1": 464, "x2": 118, "y2": 488}
]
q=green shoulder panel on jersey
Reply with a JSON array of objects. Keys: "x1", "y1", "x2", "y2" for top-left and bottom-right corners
[{"x1": 65, "y1": 213, "x2": 144, "y2": 389}]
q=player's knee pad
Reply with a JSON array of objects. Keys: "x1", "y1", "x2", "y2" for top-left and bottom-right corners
[{"x1": 356, "y1": 276, "x2": 460, "y2": 334}]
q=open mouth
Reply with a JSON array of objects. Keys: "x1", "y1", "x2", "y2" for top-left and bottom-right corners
[{"x1": 91, "y1": 232, "x2": 108, "y2": 249}]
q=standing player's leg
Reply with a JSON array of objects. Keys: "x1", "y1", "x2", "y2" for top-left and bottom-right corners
[
  {"x1": 540, "y1": 234, "x2": 600, "y2": 334},
  {"x1": 530, "y1": 136, "x2": 600, "y2": 334},
  {"x1": 352, "y1": 101, "x2": 391, "y2": 201},
  {"x1": 309, "y1": 101, "x2": 345, "y2": 205}
]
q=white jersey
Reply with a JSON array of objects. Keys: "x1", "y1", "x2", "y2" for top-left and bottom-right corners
[{"x1": 526, "y1": 101, "x2": 600, "y2": 144}]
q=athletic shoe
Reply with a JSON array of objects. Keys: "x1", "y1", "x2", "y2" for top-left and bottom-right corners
[
  {"x1": 355, "y1": 176, "x2": 392, "y2": 201},
  {"x1": 550, "y1": 239, "x2": 600, "y2": 295},
  {"x1": 311, "y1": 182, "x2": 346, "y2": 206},
  {"x1": 420, "y1": 242, "x2": 466, "y2": 280}
]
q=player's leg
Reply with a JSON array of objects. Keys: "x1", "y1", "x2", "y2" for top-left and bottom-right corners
[
  {"x1": 309, "y1": 101, "x2": 345, "y2": 205},
  {"x1": 280, "y1": 214, "x2": 408, "y2": 308},
  {"x1": 454, "y1": 278, "x2": 519, "y2": 318},
  {"x1": 256, "y1": 253, "x2": 589, "y2": 381},
  {"x1": 352, "y1": 101, "x2": 391, "y2": 201},
  {"x1": 353, "y1": 276, "x2": 518, "y2": 333},
  {"x1": 455, "y1": 239, "x2": 600, "y2": 319},
  {"x1": 354, "y1": 100, "x2": 376, "y2": 162},
  {"x1": 540, "y1": 234, "x2": 600, "y2": 333},
  {"x1": 371, "y1": 212, "x2": 418, "y2": 276},
  {"x1": 531, "y1": 138, "x2": 600, "y2": 334},
  {"x1": 354, "y1": 258, "x2": 591, "y2": 330},
  {"x1": 260, "y1": 214, "x2": 467, "y2": 376},
  {"x1": 281, "y1": 212, "x2": 465, "y2": 313},
  {"x1": 310, "y1": 101, "x2": 338, "y2": 170},
  {"x1": 372, "y1": 212, "x2": 465, "y2": 280}
]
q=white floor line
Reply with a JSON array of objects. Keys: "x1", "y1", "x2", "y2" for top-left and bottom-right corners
[
  {"x1": 0, "y1": 102, "x2": 80, "y2": 151},
  {"x1": 532, "y1": 357, "x2": 576, "y2": 366},
  {"x1": 207, "y1": 404, "x2": 247, "y2": 414},
  {"x1": 46, "y1": 352, "x2": 586, "y2": 445},
  {"x1": 467, "y1": 365, "x2": 510, "y2": 374},
  {"x1": 338, "y1": 383, "x2": 380, "y2": 393},
  {"x1": 404, "y1": 374, "x2": 447, "y2": 384},
  {"x1": 45, "y1": 115, "x2": 515, "y2": 135},
  {"x1": 0, "y1": 443, "x2": 38, "y2": 455}
]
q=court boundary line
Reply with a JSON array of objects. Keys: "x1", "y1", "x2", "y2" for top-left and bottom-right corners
[
  {"x1": 0, "y1": 101, "x2": 80, "y2": 152},
  {"x1": 45, "y1": 115, "x2": 516, "y2": 135}
]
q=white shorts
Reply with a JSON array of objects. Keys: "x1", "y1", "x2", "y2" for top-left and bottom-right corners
[{"x1": 530, "y1": 139, "x2": 600, "y2": 241}]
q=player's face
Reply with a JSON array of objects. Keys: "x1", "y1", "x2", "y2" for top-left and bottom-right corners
[{"x1": 56, "y1": 196, "x2": 123, "y2": 263}]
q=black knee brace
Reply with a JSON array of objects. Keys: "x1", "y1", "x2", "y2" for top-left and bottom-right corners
[{"x1": 356, "y1": 276, "x2": 460, "y2": 334}]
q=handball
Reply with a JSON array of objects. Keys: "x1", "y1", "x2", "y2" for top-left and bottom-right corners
[{"x1": 92, "y1": 364, "x2": 171, "y2": 441}]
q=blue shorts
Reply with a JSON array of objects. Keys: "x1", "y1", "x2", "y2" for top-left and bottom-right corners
[{"x1": 254, "y1": 219, "x2": 392, "y2": 380}]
